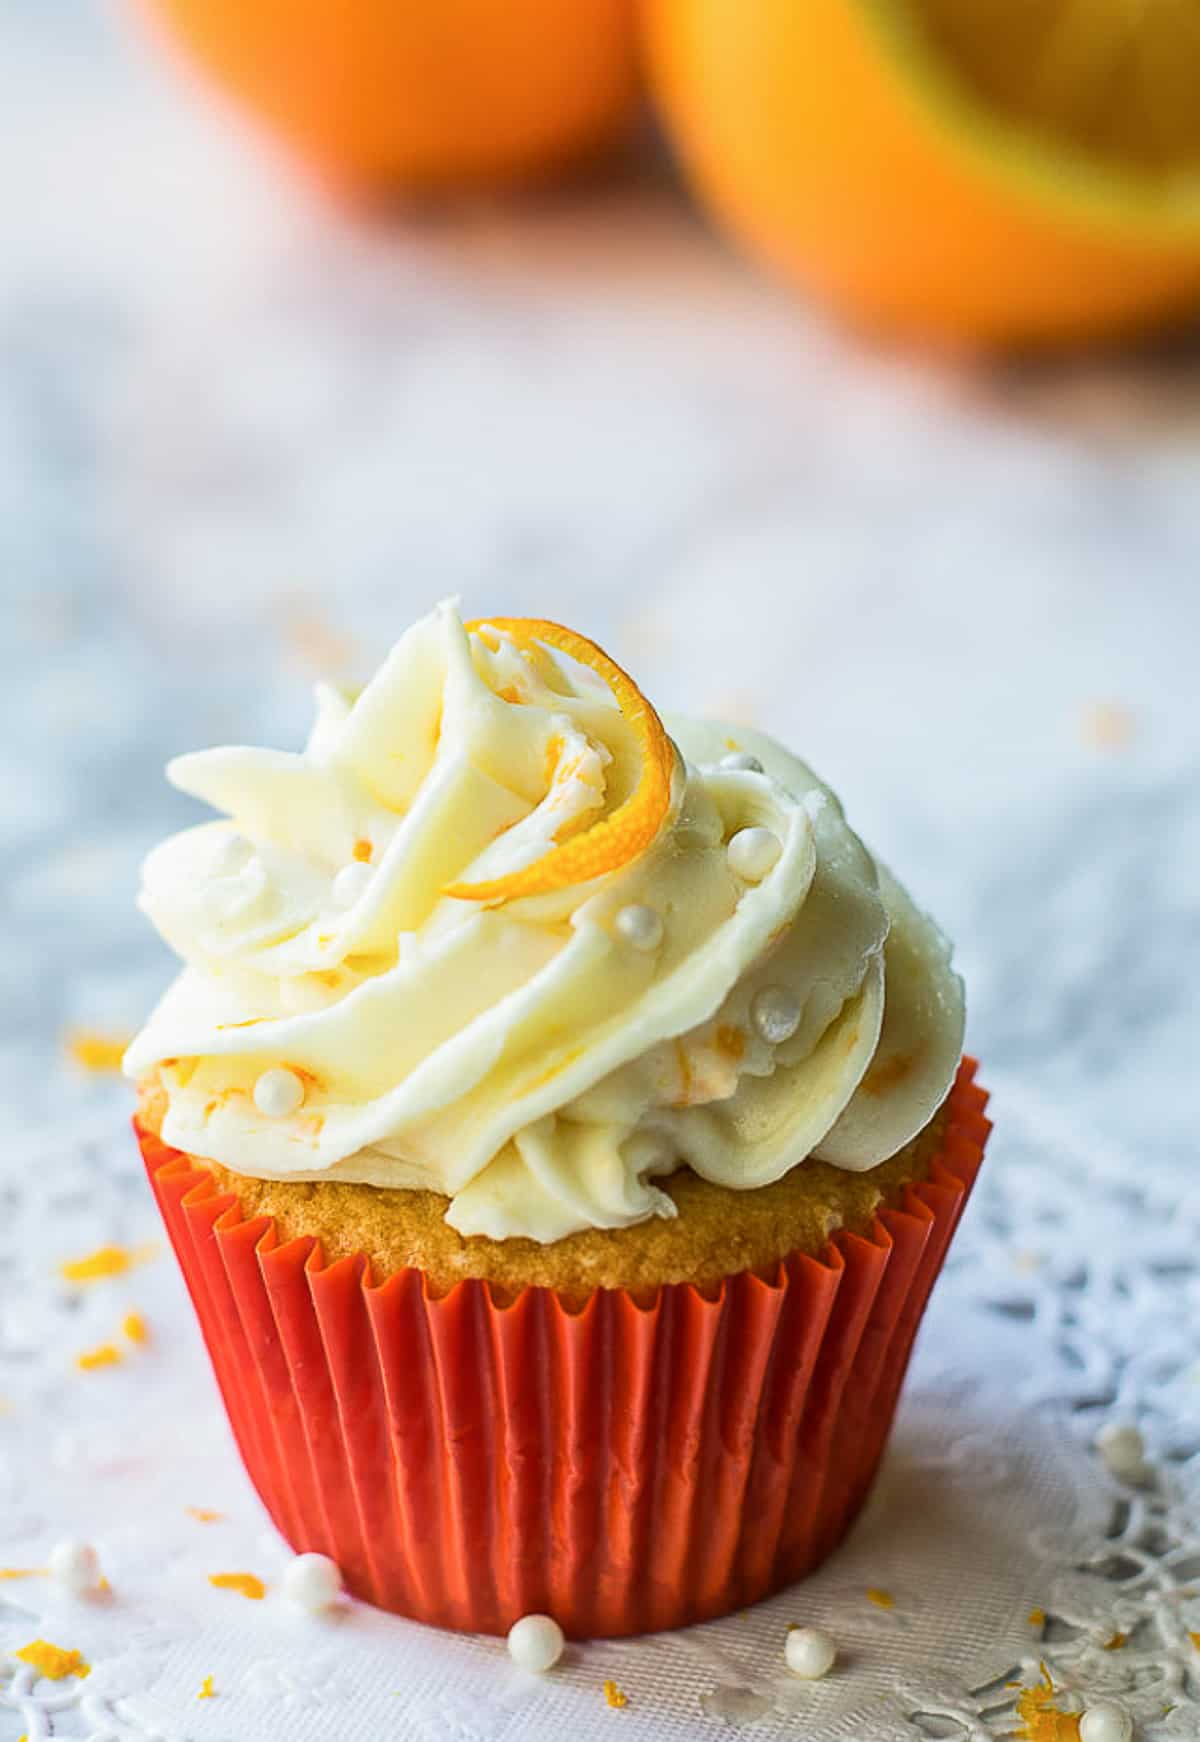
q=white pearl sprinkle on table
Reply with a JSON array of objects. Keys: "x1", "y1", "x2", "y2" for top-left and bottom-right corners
[
  {"x1": 615, "y1": 904, "x2": 664, "y2": 951},
  {"x1": 49, "y1": 1539, "x2": 102, "y2": 1595},
  {"x1": 719, "y1": 751, "x2": 763, "y2": 773},
  {"x1": 331, "y1": 861, "x2": 373, "y2": 908},
  {"x1": 282, "y1": 1552, "x2": 343, "y2": 1613},
  {"x1": 751, "y1": 985, "x2": 801, "y2": 1045},
  {"x1": 726, "y1": 826, "x2": 782, "y2": 881},
  {"x1": 784, "y1": 1627, "x2": 837, "y2": 1680},
  {"x1": 1095, "y1": 1422, "x2": 1146, "y2": 1481},
  {"x1": 253, "y1": 1068, "x2": 306, "y2": 1118},
  {"x1": 506, "y1": 1614, "x2": 564, "y2": 1674},
  {"x1": 1079, "y1": 1701, "x2": 1133, "y2": 1742}
]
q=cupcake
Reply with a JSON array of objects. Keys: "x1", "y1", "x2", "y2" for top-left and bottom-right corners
[{"x1": 128, "y1": 602, "x2": 987, "y2": 1638}]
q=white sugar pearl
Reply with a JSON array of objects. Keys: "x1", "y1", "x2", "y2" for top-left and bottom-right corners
[
  {"x1": 1079, "y1": 1701, "x2": 1133, "y2": 1742},
  {"x1": 752, "y1": 986, "x2": 801, "y2": 1046},
  {"x1": 727, "y1": 827, "x2": 782, "y2": 882},
  {"x1": 49, "y1": 1539, "x2": 101, "y2": 1595},
  {"x1": 282, "y1": 1552, "x2": 343, "y2": 1612},
  {"x1": 720, "y1": 751, "x2": 763, "y2": 773},
  {"x1": 1095, "y1": 1422, "x2": 1145, "y2": 1479},
  {"x1": 253, "y1": 1068, "x2": 305, "y2": 1118},
  {"x1": 785, "y1": 1626, "x2": 836, "y2": 1680},
  {"x1": 615, "y1": 904, "x2": 664, "y2": 952},
  {"x1": 506, "y1": 1613, "x2": 564, "y2": 1674},
  {"x1": 331, "y1": 862, "x2": 373, "y2": 908}
]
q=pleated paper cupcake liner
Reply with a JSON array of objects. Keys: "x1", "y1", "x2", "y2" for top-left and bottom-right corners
[{"x1": 137, "y1": 1058, "x2": 990, "y2": 1638}]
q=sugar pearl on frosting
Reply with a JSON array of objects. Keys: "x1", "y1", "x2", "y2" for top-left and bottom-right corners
[
  {"x1": 752, "y1": 986, "x2": 801, "y2": 1046},
  {"x1": 727, "y1": 827, "x2": 782, "y2": 882},
  {"x1": 784, "y1": 1626, "x2": 836, "y2": 1680},
  {"x1": 720, "y1": 751, "x2": 764, "y2": 773},
  {"x1": 331, "y1": 861, "x2": 373, "y2": 909},
  {"x1": 506, "y1": 1613, "x2": 564, "y2": 1673},
  {"x1": 49, "y1": 1539, "x2": 101, "y2": 1595},
  {"x1": 1095, "y1": 1422, "x2": 1146, "y2": 1480},
  {"x1": 1079, "y1": 1702, "x2": 1133, "y2": 1742},
  {"x1": 282, "y1": 1552, "x2": 342, "y2": 1613},
  {"x1": 253, "y1": 1068, "x2": 305, "y2": 1118},
  {"x1": 615, "y1": 904, "x2": 664, "y2": 952}
]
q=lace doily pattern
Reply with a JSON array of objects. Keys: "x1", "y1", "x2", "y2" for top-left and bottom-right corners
[{"x1": 0, "y1": 1078, "x2": 1196, "y2": 1742}]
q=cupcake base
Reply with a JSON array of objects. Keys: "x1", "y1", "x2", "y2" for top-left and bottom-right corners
[{"x1": 138, "y1": 1059, "x2": 989, "y2": 1638}]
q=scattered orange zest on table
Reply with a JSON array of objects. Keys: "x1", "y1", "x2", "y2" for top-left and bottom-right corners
[
  {"x1": 865, "y1": 1587, "x2": 895, "y2": 1610},
  {"x1": 1190, "y1": 1630, "x2": 1200, "y2": 1650},
  {"x1": 1027, "y1": 1607, "x2": 1046, "y2": 1627},
  {"x1": 60, "y1": 1244, "x2": 136, "y2": 1283},
  {"x1": 209, "y1": 1572, "x2": 266, "y2": 1599},
  {"x1": 198, "y1": 1674, "x2": 216, "y2": 1699},
  {"x1": 64, "y1": 1027, "x2": 131, "y2": 1074},
  {"x1": 602, "y1": 1679, "x2": 628, "y2": 1709},
  {"x1": 122, "y1": 1312, "x2": 149, "y2": 1345},
  {"x1": 0, "y1": 1568, "x2": 41, "y2": 1580},
  {"x1": 15, "y1": 1640, "x2": 91, "y2": 1681},
  {"x1": 443, "y1": 619, "x2": 675, "y2": 904},
  {"x1": 188, "y1": 1507, "x2": 224, "y2": 1523},
  {"x1": 76, "y1": 1343, "x2": 123, "y2": 1372},
  {"x1": 1014, "y1": 1665, "x2": 1080, "y2": 1742}
]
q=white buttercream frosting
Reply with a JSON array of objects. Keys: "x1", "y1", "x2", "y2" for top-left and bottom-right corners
[{"x1": 126, "y1": 602, "x2": 965, "y2": 1243}]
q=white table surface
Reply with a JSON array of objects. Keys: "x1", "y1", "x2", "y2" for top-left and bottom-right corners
[{"x1": 2, "y1": 5, "x2": 1199, "y2": 1738}]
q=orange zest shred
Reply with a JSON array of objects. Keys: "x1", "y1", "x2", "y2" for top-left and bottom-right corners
[
  {"x1": 198, "y1": 1674, "x2": 216, "y2": 1699},
  {"x1": 76, "y1": 1343, "x2": 123, "y2": 1372},
  {"x1": 188, "y1": 1507, "x2": 224, "y2": 1523},
  {"x1": 443, "y1": 619, "x2": 675, "y2": 904},
  {"x1": 60, "y1": 1244, "x2": 137, "y2": 1284},
  {"x1": 1014, "y1": 1665, "x2": 1081, "y2": 1742},
  {"x1": 122, "y1": 1312, "x2": 149, "y2": 1345},
  {"x1": 352, "y1": 838, "x2": 373, "y2": 862},
  {"x1": 209, "y1": 1571, "x2": 265, "y2": 1600},
  {"x1": 866, "y1": 1587, "x2": 895, "y2": 1610},
  {"x1": 64, "y1": 1027, "x2": 130, "y2": 1074},
  {"x1": 1028, "y1": 1607, "x2": 1046, "y2": 1627},
  {"x1": 0, "y1": 1568, "x2": 41, "y2": 1580},
  {"x1": 603, "y1": 1680, "x2": 629, "y2": 1709},
  {"x1": 1190, "y1": 1630, "x2": 1200, "y2": 1650},
  {"x1": 1102, "y1": 1631, "x2": 1128, "y2": 1650},
  {"x1": 15, "y1": 1640, "x2": 91, "y2": 1681}
]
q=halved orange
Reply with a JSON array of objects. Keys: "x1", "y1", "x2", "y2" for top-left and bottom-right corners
[
  {"x1": 646, "y1": 0, "x2": 1200, "y2": 347},
  {"x1": 445, "y1": 619, "x2": 676, "y2": 904},
  {"x1": 141, "y1": 0, "x2": 640, "y2": 196}
]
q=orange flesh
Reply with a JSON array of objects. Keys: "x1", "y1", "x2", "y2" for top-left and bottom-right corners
[{"x1": 444, "y1": 619, "x2": 675, "y2": 904}]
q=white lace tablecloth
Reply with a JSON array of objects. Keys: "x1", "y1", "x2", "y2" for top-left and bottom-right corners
[{"x1": 1, "y1": 1071, "x2": 1197, "y2": 1742}]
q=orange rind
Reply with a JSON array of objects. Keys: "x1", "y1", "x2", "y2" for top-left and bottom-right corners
[{"x1": 445, "y1": 619, "x2": 675, "y2": 905}]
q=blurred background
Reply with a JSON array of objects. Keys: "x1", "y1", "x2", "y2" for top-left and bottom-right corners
[{"x1": 3, "y1": 0, "x2": 1199, "y2": 1184}]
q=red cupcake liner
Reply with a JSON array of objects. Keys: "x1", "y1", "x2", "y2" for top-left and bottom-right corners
[{"x1": 138, "y1": 1058, "x2": 989, "y2": 1638}]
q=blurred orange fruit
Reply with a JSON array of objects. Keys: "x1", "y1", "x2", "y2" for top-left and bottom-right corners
[
  {"x1": 144, "y1": 0, "x2": 640, "y2": 194},
  {"x1": 646, "y1": 0, "x2": 1200, "y2": 347}
]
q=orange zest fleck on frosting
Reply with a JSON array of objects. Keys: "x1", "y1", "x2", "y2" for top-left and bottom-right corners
[
  {"x1": 60, "y1": 1245, "x2": 135, "y2": 1284},
  {"x1": 209, "y1": 1571, "x2": 265, "y2": 1600},
  {"x1": 198, "y1": 1674, "x2": 216, "y2": 1699},
  {"x1": 866, "y1": 1587, "x2": 895, "y2": 1610},
  {"x1": 1102, "y1": 1630, "x2": 1128, "y2": 1650},
  {"x1": 187, "y1": 1507, "x2": 223, "y2": 1523},
  {"x1": 602, "y1": 1680, "x2": 629, "y2": 1709},
  {"x1": 1027, "y1": 1607, "x2": 1046, "y2": 1627},
  {"x1": 75, "y1": 1343, "x2": 123, "y2": 1372},
  {"x1": 444, "y1": 619, "x2": 675, "y2": 904},
  {"x1": 15, "y1": 1640, "x2": 91, "y2": 1681},
  {"x1": 352, "y1": 838, "x2": 373, "y2": 862},
  {"x1": 122, "y1": 1312, "x2": 149, "y2": 1345},
  {"x1": 64, "y1": 1027, "x2": 130, "y2": 1074},
  {"x1": 716, "y1": 1024, "x2": 746, "y2": 1060},
  {"x1": 1013, "y1": 1665, "x2": 1081, "y2": 1742},
  {"x1": 1189, "y1": 1630, "x2": 1200, "y2": 1650}
]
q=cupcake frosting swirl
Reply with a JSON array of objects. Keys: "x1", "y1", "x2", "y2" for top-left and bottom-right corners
[{"x1": 126, "y1": 603, "x2": 964, "y2": 1243}]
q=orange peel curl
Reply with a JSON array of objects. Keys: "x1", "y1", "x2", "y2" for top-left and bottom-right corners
[{"x1": 444, "y1": 618, "x2": 675, "y2": 904}]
